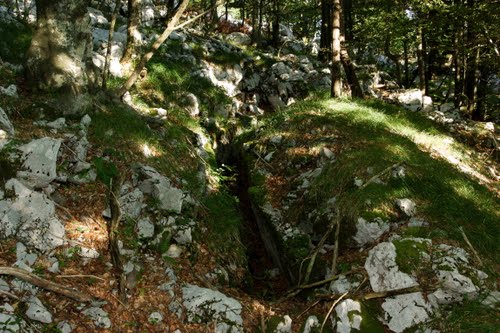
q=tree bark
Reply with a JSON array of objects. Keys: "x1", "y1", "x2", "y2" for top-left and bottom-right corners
[
  {"x1": 272, "y1": 0, "x2": 280, "y2": 47},
  {"x1": 331, "y1": 0, "x2": 342, "y2": 98},
  {"x1": 417, "y1": 26, "x2": 426, "y2": 102},
  {"x1": 26, "y1": 0, "x2": 93, "y2": 94},
  {"x1": 384, "y1": 35, "x2": 402, "y2": 87},
  {"x1": 472, "y1": 62, "x2": 488, "y2": 121},
  {"x1": 319, "y1": 0, "x2": 332, "y2": 62},
  {"x1": 102, "y1": 0, "x2": 121, "y2": 90},
  {"x1": 121, "y1": 0, "x2": 141, "y2": 64},
  {"x1": 464, "y1": 0, "x2": 477, "y2": 117},
  {"x1": 116, "y1": 0, "x2": 191, "y2": 98}
]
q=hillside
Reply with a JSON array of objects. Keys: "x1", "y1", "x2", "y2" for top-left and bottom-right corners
[{"x1": 0, "y1": 3, "x2": 499, "y2": 333}]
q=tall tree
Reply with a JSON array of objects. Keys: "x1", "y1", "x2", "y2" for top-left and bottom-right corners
[
  {"x1": 331, "y1": 0, "x2": 342, "y2": 97},
  {"x1": 121, "y1": 0, "x2": 141, "y2": 64},
  {"x1": 319, "y1": 0, "x2": 332, "y2": 62},
  {"x1": 26, "y1": 0, "x2": 94, "y2": 94}
]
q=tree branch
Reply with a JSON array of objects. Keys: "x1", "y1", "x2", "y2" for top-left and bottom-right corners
[{"x1": 0, "y1": 267, "x2": 92, "y2": 302}]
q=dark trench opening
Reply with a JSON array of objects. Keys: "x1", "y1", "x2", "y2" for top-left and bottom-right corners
[{"x1": 216, "y1": 137, "x2": 290, "y2": 298}]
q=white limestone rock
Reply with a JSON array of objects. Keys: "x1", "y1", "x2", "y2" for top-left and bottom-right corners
[
  {"x1": 80, "y1": 247, "x2": 100, "y2": 259},
  {"x1": 0, "y1": 278, "x2": 9, "y2": 291},
  {"x1": 149, "y1": 311, "x2": 163, "y2": 323},
  {"x1": 138, "y1": 165, "x2": 184, "y2": 213},
  {"x1": 0, "y1": 107, "x2": 14, "y2": 136},
  {"x1": 273, "y1": 315, "x2": 292, "y2": 333},
  {"x1": 57, "y1": 321, "x2": 73, "y2": 333},
  {"x1": 182, "y1": 284, "x2": 243, "y2": 333},
  {"x1": 87, "y1": 7, "x2": 108, "y2": 26},
  {"x1": 395, "y1": 198, "x2": 416, "y2": 217},
  {"x1": 0, "y1": 313, "x2": 20, "y2": 332},
  {"x1": 302, "y1": 316, "x2": 319, "y2": 333},
  {"x1": 17, "y1": 137, "x2": 62, "y2": 188},
  {"x1": 0, "y1": 84, "x2": 18, "y2": 98},
  {"x1": 0, "y1": 179, "x2": 65, "y2": 252},
  {"x1": 329, "y1": 275, "x2": 359, "y2": 294},
  {"x1": 174, "y1": 227, "x2": 192, "y2": 245},
  {"x1": 120, "y1": 188, "x2": 144, "y2": 219},
  {"x1": 226, "y1": 32, "x2": 251, "y2": 46},
  {"x1": 333, "y1": 299, "x2": 362, "y2": 333},
  {"x1": 137, "y1": 217, "x2": 155, "y2": 239},
  {"x1": 166, "y1": 244, "x2": 182, "y2": 258},
  {"x1": 82, "y1": 306, "x2": 112, "y2": 329},
  {"x1": 397, "y1": 89, "x2": 422, "y2": 112},
  {"x1": 382, "y1": 292, "x2": 432, "y2": 333},
  {"x1": 46, "y1": 117, "x2": 66, "y2": 130},
  {"x1": 26, "y1": 296, "x2": 52, "y2": 324},
  {"x1": 353, "y1": 217, "x2": 390, "y2": 247},
  {"x1": 364, "y1": 242, "x2": 419, "y2": 292}
]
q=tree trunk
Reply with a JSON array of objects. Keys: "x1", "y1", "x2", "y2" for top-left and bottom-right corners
[
  {"x1": 340, "y1": 46, "x2": 363, "y2": 98},
  {"x1": 464, "y1": 0, "x2": 477, "y2": 117},
  {"x1": 453, "y1": 30, "x2": 465, "y2": 108},
  {"x1": 384, "y1": 35, "x2": 402, "y2": 87},
  {"x1": 103, "y1": 0, "x2": 121, "y2": 90},
  {"x1": 422, "y1": 28, "x2": 430, "y2": 96},
  {"x1": 417, "y1": 26, "x2": 426, "y2": 101},
  {"x1": 403, "y1": 38, "x2": 409, "y2": 87},
  {"x1": 340, "y1": 0, "x2": 362, "y2": 98},
  {"x1": 272, "y1": 0, "x2": 280, "y2": 47},
  {"x1": 121, "y1": 0, "x2": 141, "y2": 64},
  {"x1": 319, "y1": 0, "x2": 332, "y2": 62},
  {"x1": 473, "y1": 63, "x2": 488, "y2": 121},
  {"x1": 331, "y1": 0, "x2": 342, "y2": 98},
  {"x1": 26, "y1": 0, "x2": 93, "y2": 94},
  {"x1": 116, "y1": 0, "x2": 190, "y2": 98}
]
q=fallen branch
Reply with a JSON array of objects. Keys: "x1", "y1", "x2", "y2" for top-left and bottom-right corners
[
  {"x1": 330, "y1": 209, "x2": 341, "y2": 275},
  {"x1": 359, "y1": 161, "x2": 404, "y2": 190},
  {"x1": 458, "y1": 226, "x2": 484, "y2": 267},
  {"x1": 278, "y1": 269, "x2": 360, "y2": 302},
  {"x1": 108, "y1": 176, "x2": 127, "y2": 302},
  {"x1": 320, "y1": 292, "x2": 348, "y2": 333},
  {"x1": 56, "y1": 274, "x2": 106, "y2": 281},
  {"x1": 362, "y1": 285, "x2": 436, "y2": 300},
  {"x1": 0, "y1": 289, "x2": 19, "y2": 300},
  {"x1": 0, "y1": 267, "x2": 92, "y2": 302}
]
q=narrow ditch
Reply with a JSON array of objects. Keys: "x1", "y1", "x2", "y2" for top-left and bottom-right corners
[{"x1": 215, "y1": 133, "x2": 290, "y2": 297}]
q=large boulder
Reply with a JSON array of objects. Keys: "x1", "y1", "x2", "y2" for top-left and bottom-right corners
[
  {"x1": 137, "y1": 165, "x2": 185, "y2": 213},
  {"x1": 364, "y1": 242, "x2": 419, "y2": 292},
  {"x1": 226, "y1": 32, "x2": 251, "y2": 46},
  {"x1": 17, "y1": 137, "x2": 62, "y2": 188},
  {"x1": 0, "y1": 107, "x2": 14, "y2": 148},
  {"x1": 0, "y1": 179, "x2": 65, "y2": 252},
  {"x1": 381, "y1": 292, "x2": 432, "y2": 333},
  {"x1": 182, "y1": 284, "x2": 243, "y2": 333}
]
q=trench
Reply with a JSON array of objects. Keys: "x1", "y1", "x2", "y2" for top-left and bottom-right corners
[{"x1": 216, "y1": 134, "x2": 290, "y2": 297}]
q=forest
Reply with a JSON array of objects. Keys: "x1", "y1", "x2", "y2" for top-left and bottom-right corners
[{"x1": 0, "y1": 0, "x2": 498, "y2": 332}]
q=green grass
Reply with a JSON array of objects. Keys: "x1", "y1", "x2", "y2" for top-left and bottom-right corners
[
  {"x1": 248, "y1": 95, "x2": 499, "y2": 267},
  {"x1": 201, "y1": 190, "x2": 247, "y2": 268},
  {"x1": 137, "y1": 52, "x2": 231, "y2": 117}
]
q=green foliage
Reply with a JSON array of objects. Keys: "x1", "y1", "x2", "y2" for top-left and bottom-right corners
[
  {"x1": 202, "y1": 190, "x2": 246, "y2": 267},
  {"x1": 393, "y1": 239, "x2": 430, "y2": 274},
  {"x1": 246, "y1": 96, "x2": 500, "y2": 267},
  {"x1": 139, "y1": 54, "x2": 231, "y2": 116},
  {"x1": 92, "y1": 157, "x2": 118, "y2": 187},
  {"x1": 434, "y1": 296, "x2": 499, "y2": 332},
  {"x1": 0, "y1": 19, "x2": 32, "y2": 64}
]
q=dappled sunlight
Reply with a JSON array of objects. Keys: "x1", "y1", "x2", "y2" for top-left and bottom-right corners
[
  {"x1": 140, "y1": 142, "x2": 162, "y2": 158},
  {"x1": 321, "y1": 99, "x2": 497, "y2": 189}
]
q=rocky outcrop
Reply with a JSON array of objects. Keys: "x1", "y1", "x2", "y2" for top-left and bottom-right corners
[
  {"x1": 0, "y1": 178, "x2": 65, "y2": 252},
  {"x1": 182, "y1": 284, "x2": 243, "y2": 333}
]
